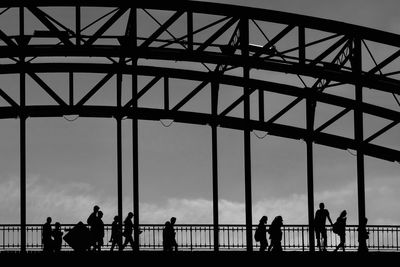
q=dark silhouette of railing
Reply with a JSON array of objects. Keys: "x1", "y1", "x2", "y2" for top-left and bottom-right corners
[{"x1": 0, "y1": 224, "x2": 399, "y2": 252}]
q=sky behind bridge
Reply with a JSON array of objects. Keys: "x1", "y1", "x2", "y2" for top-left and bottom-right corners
[{"x1": 0, "y1": 0, "x2": 398, "y2": 226}]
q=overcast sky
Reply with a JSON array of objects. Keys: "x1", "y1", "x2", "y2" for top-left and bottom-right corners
[{"x1": 0, "y1": 0, "x2": 398, "y2": 226}]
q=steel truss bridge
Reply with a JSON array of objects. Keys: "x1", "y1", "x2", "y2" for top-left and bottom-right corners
[{"x1": 0, "y1": 0, "x2": 398, "y2": 252}]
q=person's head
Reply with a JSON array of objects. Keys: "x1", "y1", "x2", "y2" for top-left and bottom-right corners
[
  {"x1": 55, "y1": 222, "x2": 61, "y2": 229},
  {"x1": 128, "y1": 212, "x2": 134, "y2": 218},
  {"x1": 93, "y1": 205, "x2": 100, "y2": 212},
  {"x1": 340, "y1": 210, "x2": 347, "y2": 218},
  {"x1": 46, "y1": 217, "x2": 52, "y2": 223},
  {"x1": 165, "y1": 221, "x2": 171, "y2": 226},
  {"x1": 114, "y1": 215, "x2": 119, "y2": 222},
  {"x1": 319, "y1": 203, "x2": 325, "y2": 209},
  {"x1": 260, "y1": 216, "x2": 268, "y2": 224},
  {"x1": 98, "y1": 211, "x2": 103, "y2": 218},
  {"x1": 170, "y1": 217, "x2": 176, "y2": 225}
]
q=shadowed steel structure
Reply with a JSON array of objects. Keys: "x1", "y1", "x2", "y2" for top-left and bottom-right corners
[{"x1": 0, "y1": 0, "x2": 398, "y2": 252}]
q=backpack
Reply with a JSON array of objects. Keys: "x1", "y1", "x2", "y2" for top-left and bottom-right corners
[{"x1": 332, "y1": 221, "x2": 339, "y2": 234}]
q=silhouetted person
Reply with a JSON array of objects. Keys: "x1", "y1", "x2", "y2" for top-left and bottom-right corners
[
  {"x1": 92, "y1": 210, "x2": 105, "y2": 251},
  {"x1": 255, "y1": 216, "x2": 268, "y2": 251},
  {"x1": 357, "y1": 217, "x2": 369, "y2": 253},
  {"x1": 52, "y1": 222, "x2": 63, "y2": 253},
  {"x1": 87, "y1": 205, "x2": 100, "y2": 251},
  {"x1": 42, "y1": 217, "x2": 53, "y2": 253},
  {"x1": 268, "y1": 216, "x2": 283, "y2": 252},
  {"x1": 333, "y1": 210, "x2": 347, "y2": 252},
  {"x1": 110, "y1": 215, "x2": 122, "y2": 251},
  {"x1": 163, "y1": 221, "x2": 173, "y2": 251},
  {"x1": 170, "y1": 217, "x2": 178, "y2": 251},
  {"x1": 121, "y1": 212, "x2": 135, "y2": 250},
  {"x1": 314, "y1": 202, "x2": 333, "y2": 251}
]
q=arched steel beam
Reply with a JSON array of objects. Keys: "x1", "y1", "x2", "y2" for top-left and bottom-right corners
[
  {"x1": 1, "y1": 47, "x2": 400, "y2": 96},
  {"x1": 0, "y1": 63, "x2": 397, "y2": 123},
  {"x1": 0, "y1": 105, "x2": 398, "y2": 162}
]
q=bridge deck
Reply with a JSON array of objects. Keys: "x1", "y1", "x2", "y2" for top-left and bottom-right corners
[{"x1": 1, "y1": 251, "x2": 400, "y2": 266}]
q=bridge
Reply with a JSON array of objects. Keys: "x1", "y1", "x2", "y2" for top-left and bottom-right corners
[
  {"x1": 0, "y1": 0, "x2": 398, "y2": 254},
  {"x1": 0, "y1": 224, "x2": 399, "y2": 252}
]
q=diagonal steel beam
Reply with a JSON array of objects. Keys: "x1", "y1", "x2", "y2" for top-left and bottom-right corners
[
  {"x1": 219, "y1": 87, "x2": 257, "y2": 117},
  {"x1": 28, "y1": 72, "x2": 68, "y2": 106},
  {"x1": 140, "y1": 10, "x2": 184, "y2": 48},
  {"x1": 197, "y1": 17, "x2": 238, "y2": 52},
  {"x1": 0, "y1": 29, "x2": 17, "y2": 47},
  {"x1": 265, "y1": 41, "x2": 351, "y2": 125},
  {"x1": 172, "y1": 80, "x2": 208, "y2": 111},
  {"x1": 76, "y1": 72, "x2": 114, "y2": 106},
  {"x1": 368, "y1": 49, "x2": 400, "y2": 75},
  {"x1": 309, "y1": 35, "x2": 348, "y2": 66},
  {"x1": 314, "y1": 107, "x2": 352, "y2": 133},
  {"x1": 364, "y1": 120, "x2": 399, "y2": 143},
  {"x1": 123, "y1": 76, "x2": 162, "y2": 108},
  {"x1": 27, "y1": 6, "x2": 73, "y2": 46},
  {"x1": 0, "y1": 87, "x2": 18, "y2": 107},
  {"x1": 253, "y1": 24, "x2": 295, "y2": 58},
  {"x1": 85, "y1": 7, "x2": 129, "y2": 46}
]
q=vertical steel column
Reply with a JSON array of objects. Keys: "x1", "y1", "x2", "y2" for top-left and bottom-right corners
[
  {"x1": 211, "y1": 82, "x2": 219, "y2": 251},
  {"x1": 116, "y1": 72, "x2": 123, "y2": 239},
  {"x1": 306, "y1": 100, "x2": 315, "y2": 252},
  {"x1": 240, "y1": 17, "x2": 253, "y2": 252},
  {"x1": 19, "y1": 6, "x2": 26, "y2": 253},
  {"x1": 76, "y1": 6, "x2": 81, "y2": 46},
  {"x1": 130, "y1": 8, "x2": 140, "y2": 252},
  {"x1": 353, "y1": 38, "x2": 366, "y2": 231}
]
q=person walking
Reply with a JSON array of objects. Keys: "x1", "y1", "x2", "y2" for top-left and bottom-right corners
[
  {"x1": 268, "y1": 216, "x2": 283, "y2": 252},
  {"x1": 42, "y1": 217, "x2": 53, "y2": 253},
  {"x1": 333, "y1": 210, "x2": 347, "y2": 252},
  {"x1": 314, "y1": 202, "x2": 333, "y2": 251},
  {"x1": 92, "y1": 210, "x2": 105, "y2": 251},
  {"x1": 121, "y1": 212, "x2": 136, "y2": 250},
  {"x1": 255, "y1": 216, "x2": 268, "y2": 251},
  {"x1": 110, "y1": 215, "x2": 122, "y2": 251},
  {"x1": 52, "y1": 222, "x2": 63, "y2": 253},
  {"x1": 87, "y1": 205, "x2": 100, "y2": 251},
  {"x1": 357, "y1": 217, "x2": 369, "y2": 253},
  {"x1": 170, "y1": 217, "x2": 178, "y2": 251}
]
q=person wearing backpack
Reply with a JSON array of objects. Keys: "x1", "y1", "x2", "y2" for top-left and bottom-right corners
[
  {"x1": 254, "y1": 216, "x2": 268, "y2": 251},
  {"x1": 333, "y1": 210, "x2": 347, "y2": 252}
]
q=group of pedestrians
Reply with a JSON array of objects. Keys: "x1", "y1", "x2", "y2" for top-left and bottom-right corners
[
  {"x1": 254, "y1": 202, "x2": 369, "y2": 253},
  {"x1": 42, "y1": 217, "x2": 63, "y2": 253},
  {"x1": 162, "y1": 217, "x2": 179, "y2": 251},
  {"x1": 254, "y1": 215, "x2": 284, "y2": 252},
  {"x1": 42, "y1": 205, "x2": 142, "y2": 252}
]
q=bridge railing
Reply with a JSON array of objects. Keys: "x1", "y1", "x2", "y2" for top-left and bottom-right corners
[{"x1": 0, "y1": 224, "x2": 399, "y2": 252}]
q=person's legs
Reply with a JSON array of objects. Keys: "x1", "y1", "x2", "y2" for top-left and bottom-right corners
[
  {"x1": 315, "y1": 230, "x2": 321, "y2": 251},
  {"x1": 321, "y1": 228, "x2": 328, "y2": 251}
]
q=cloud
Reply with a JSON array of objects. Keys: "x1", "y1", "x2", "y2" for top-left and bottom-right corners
[{"x1": 0, "y1": 175, "x2": 399, "y2": 226}]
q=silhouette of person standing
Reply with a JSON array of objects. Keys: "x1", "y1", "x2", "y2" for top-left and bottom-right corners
[
  {"x1": 87, "y1": 205, "x2": 100, "y2": 251},
  {"x1": 110, "y1": 215, "x2": 122, "y2": 251},
  {"x1": 357, "y1": 217, "x2": 369, "y2": 253},
  {"x1": 52, "y1": 222, "x2": 63, "y2": 253},
  {"x1": 93, "y1": 210, "x2": 105, "y2": 251},
  {"x1": 42, "y1": 217, "x2": 53, "y2": 253},
  {"x1": 333, "y1": 210, "x2": 347, "y2": 252},
  {"x1": 268, "y1": 216, "x2": 283, "y2": 252},
  {"x1": 314, "y1": 202, "x2": 333, "y2": 251},
  {"x1": 255, "y1": 216, "x2": 268, "y2": 251},
  {"x1": 170, "y1": 217, "x2": 178, "y2": 251}
]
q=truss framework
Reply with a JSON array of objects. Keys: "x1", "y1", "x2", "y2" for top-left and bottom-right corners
[{"x1": 0, "y1": 0, "x2": 398, "y2": 252}]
